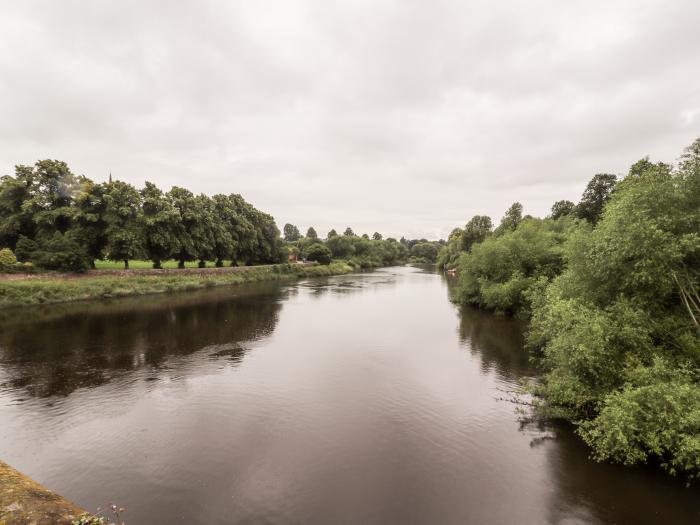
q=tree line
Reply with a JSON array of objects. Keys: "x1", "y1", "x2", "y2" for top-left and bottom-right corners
[
  {"x1": 443, "y1": 138, "x2": 700, "y2": 478},
  {"x1": 0, "y1": 160, "x2": 283, "y2": 271},
  {"x1": 280, "y1": 223, "x2": 443, "y2": 268}
]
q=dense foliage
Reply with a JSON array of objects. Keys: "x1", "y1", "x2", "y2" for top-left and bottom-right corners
[
  {"x1": 444, "y1": 137, "x2": 700, "y2": 478},
  {"x1": 0, "y1": 160, "x2": 284, "y2": 271}
]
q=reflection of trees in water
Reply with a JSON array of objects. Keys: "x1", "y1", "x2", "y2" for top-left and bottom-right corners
[
  {"x1": 0, "y1": 282, "x2": 286, "y2": 398},
  {"x1": 457, "y1": 305, "x2": 531, "y2": 379},
  {"x1": 538, "y1": 421, "x2": 700, "y2": 525}
]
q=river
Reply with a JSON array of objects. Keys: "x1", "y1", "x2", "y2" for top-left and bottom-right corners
[{"x1": 0, "y1": 266, "x2": 698, "y2": 524}]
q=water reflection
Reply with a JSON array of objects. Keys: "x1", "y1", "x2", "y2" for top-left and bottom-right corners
[{"x1": 0, "y1": 282, "x2": 286, "y2": 399}]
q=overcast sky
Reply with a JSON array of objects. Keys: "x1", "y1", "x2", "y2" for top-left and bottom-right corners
[{"x1": 1, "y1": 1, "x2": 698, "y2": 239}]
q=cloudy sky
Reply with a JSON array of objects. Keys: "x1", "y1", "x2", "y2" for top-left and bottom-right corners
[{"x1": 1, "y1": 1, "x2": 698, "y2": 239}]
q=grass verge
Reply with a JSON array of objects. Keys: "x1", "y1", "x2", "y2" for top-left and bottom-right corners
[{"x1": 0, "y1": 261, "x2": 353, "y2": 308}]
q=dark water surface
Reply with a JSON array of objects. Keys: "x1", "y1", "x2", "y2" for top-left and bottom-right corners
[{"x1": 0, "y1": 266, "x2": 698, "y2": 524}]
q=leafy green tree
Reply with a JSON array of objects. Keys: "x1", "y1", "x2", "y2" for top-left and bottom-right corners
[
  {"x1": 140, "y1": 182, "x2": 180, "y2": 269},
  {"x1": 33, "y1": 231, "x2": 91, "y2": 272},
  {"x1": 283, "y1": 223, "x2": 301, "y2": 242},
  {"x1": 306, "y1": 226, "x2": 318, "y2": 239},
  {"x1": 104, "y1": 180, "x2": 143, "y2": 269},
  {"x1": 575, "y1": 173, "x2": 617, "y2": 224},
  {"x1": 72, "y1": 178, "x2": 108, "y2": 268},
  {"x1": 461, "y1": 215, "x2": 493, "y2": 251},
  {"x1": 410, "y1": 242, "x2": 439, "y2": 263},
  {"x1": 168, "y1": 187, "x2": 201, "y2": 268},
  {"x1": 327, "y1": 229, "x2": 338, "y2": 238},
  {"x1": 14, "y1": 235, "x2": 37, "y2": 262},
  {"x1": 193, "y1": 194, "x2": 216, "y2": 267},
  {"x1": 304, "y1": 243, "x2": 332, "y2": 265},
  {"x1": 550, "y1": 200, "x2": 575, "y2": 220},
  {"x1": 361, "y1": 233, "x2": 369, "y2": 240},
  {"x1": 530, "y1": 140, "x2": 700, "y2": 477},
  {"x1": 372, "y1": 232, "x2": 382, "y2": 240},
  {"x1": 211, "y1": 194, "x2": 238, "y2": 267},
  {"x1": 343, "y1": 227, "x2": 354, "y2": 236},
  {"x1": 494, "y1": 202, "x2": 523, "y2": 235},
  {"x1": 456, "y1": 217, "x2": 580, "y2": 315},
  {"x1": 0, "y1": 166, "x2": 36, "y2": 249}
]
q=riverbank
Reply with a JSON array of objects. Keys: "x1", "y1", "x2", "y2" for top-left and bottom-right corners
[
  {"x1": 0, "y1": 261, "x2": 353, "y2": 308},
  {"x1": 0, "y1": 460, "x2": 87, "y2": 525}
]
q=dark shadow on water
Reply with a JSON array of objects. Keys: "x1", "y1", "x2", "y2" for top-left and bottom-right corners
[{"x1": 0, "y1": 281, "x2": 288, "y2": 399}]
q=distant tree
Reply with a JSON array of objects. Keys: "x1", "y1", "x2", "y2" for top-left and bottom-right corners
[
  {"x1": 372, "y1": 232, "x2": 382, "y2": 240},
  {"x1": 575, "y1": 173, "x2": 617, "y2": 224},
  {"x1": 283, "y1": 223, "x2": 301, "y2": 242},
  {"x1": 410, "y1": 242, "x2": 439, "y2": 263},
  {"x1": 13, "y1": 235, "x2": 37, "y2": 262},
  {"x1": 104, "y1": 180, "x2": 143, "y2": 269},
  {"x1": 211, "y1": 194, "x2": 238, "y2": 267},
  {"x1": 194, "y1": 194, "x2": 216, "y2": 267},
  {"x1": 550, "y1": 200, "x2": 576, "y2": 220},
  {"x1": 140, "y1": 182, "x2": 180, "y2": 269},
  {"x1": 461, "y1": 215, "x2": 493, "y2": 251},
  {"x1": 361, "y1": 233, "x2": 369, "y2": 239},
  {"x1": 0, "y1": 166, "x2": 36, "y2": 249},
  {"x1": 343, "y1": 227, "x2": 354, "y2": 236},
  {"x1": 306, "y1": 226, "x2": 318, "y2": 239},
  {"x1": 495, "y1": 203, "x2": 523, "y2": 235},
  {"x1": 304, "y1": 243, "x2": 332, "y2": 265},
  {"x1": 327, "y1": 229, "x2": 338, "y2": 238}
]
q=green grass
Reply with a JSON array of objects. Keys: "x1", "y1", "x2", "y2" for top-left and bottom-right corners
[
  {"x1": 94, "y1": 259, "x2": 241, "y2": 270},
  {"x1": 0, "y1": 261, "x2": 354, "y2": 308}
]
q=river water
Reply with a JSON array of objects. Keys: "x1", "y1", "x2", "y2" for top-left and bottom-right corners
[{"x1": 0, "y1": 266, "x2": 698, "y2": 524}]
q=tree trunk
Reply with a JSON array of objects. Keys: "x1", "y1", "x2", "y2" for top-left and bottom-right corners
[
  {"x1": 230, "y1": 260, "x2": 238, "y2": 267},
  {"x1": 215, "y1": 258, "x2": 223, "y2": 268},
  {"x1": 198, "y1": 260, "x2": 206, "y2": 268},
  {"x1": 90, "y1": 259, "x2": 96, "y2": 269},
  {"x1": 153, "y1": 260, "x2": 162, "y2": 270},
  {"x1": 178, "y1": 259, "x2": 185, "y2": 269},
  {"x1": 124, "y1": 260, "x2": 129, "y2": 270}
]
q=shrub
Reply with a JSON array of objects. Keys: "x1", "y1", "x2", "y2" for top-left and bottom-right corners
[
  {"x1": 33, "y1": 232, "x2": 91, "y2": 273},
  {"x1": 304, "y1": 243, "x2": 332, "y2": 265},
  {"x1": 0, "y1": 248, "x2": 17, "y2": 267},
  {"x1": 14, "y1": 235, "x2": 38, "y2": 262}
]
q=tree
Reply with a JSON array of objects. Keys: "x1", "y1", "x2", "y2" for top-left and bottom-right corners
[
  {"x1": 343, "y1": 227, "x2": 354, "y2": 236},
  {"x1": 104, "y1": 180, "x2": 143, "y2": 269},
  {"x1": 283, "y1": 223, "x2": 301, "y2": 242},
  {"x1": 372, "y1": 232, "x2": 382, "y2": 240},
  {"x1": 140, "y1": 182, "x2": 180, "y2": 269},
  {"x1": 361, "y1": 233, "x2": 369, "y2": 240},
  {"x1": 306, "y1": 227, "x2": 318, "y2": 239},
  {"x1": 529, "y1": 140, "x2": 700, "y2": 476},
  {"x1": 327, "y1": 229, "x2": 338, "y2": 238},
  {"x1": 550, "y1": 200, "x2": 575, "y2": 220},
  {"x1": 410, "y1": 242, "x2": 439, "y2": 263},
  {"x1": 72, "y1": 178, "x2": 108, "y2": 268},
  {"x1": 32, "y1": 231, "x2": 91, "y2": 272},
  {"x1": 575, "y1": 173, "x2": 617, "y2": 224},
  {"x1": 211, "y1": 194, "x2": 238, "y2": 267},
  {"x1": 304, "y1": 243, "x2": 332, "y2": 265},
  {"x1": 168, "y1": 187, "x2": 201, "y2": 268},
  {"x1": 495, "y1": 203, "x2": 523, "y2": 235},
  {"x1": 0, "y1": 166, "x2": 36, "y2": 249},
  {"x1": 461, "y1": 215, "x2": 492, "y2": 251}
]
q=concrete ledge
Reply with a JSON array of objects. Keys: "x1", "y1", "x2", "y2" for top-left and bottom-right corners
[{"x1": 0, "y1": 460, "x2": 86, "y2": 525}]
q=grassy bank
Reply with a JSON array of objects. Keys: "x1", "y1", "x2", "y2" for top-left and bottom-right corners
[{"x1": 0, "y1": 261, "x2": 353, "y2": 308}]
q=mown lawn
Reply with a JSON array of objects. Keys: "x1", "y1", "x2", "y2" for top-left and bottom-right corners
[{"x1": 93, "y1": 259, "x2": 240, "y2": 270}]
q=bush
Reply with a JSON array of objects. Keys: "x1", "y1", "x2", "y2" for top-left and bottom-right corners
[
  {"x1": 304, "y1": 243, "x2": 332, "y2": 265},
  {"x1": 33, "y1": 232, "x2": 91, "y2": 273},
  {"x1": 0, "y1": 248, "x2": 17, "y2": 267},
  {"x1": 14, "y1": 235, "x2": 38, "y2": 262}
]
